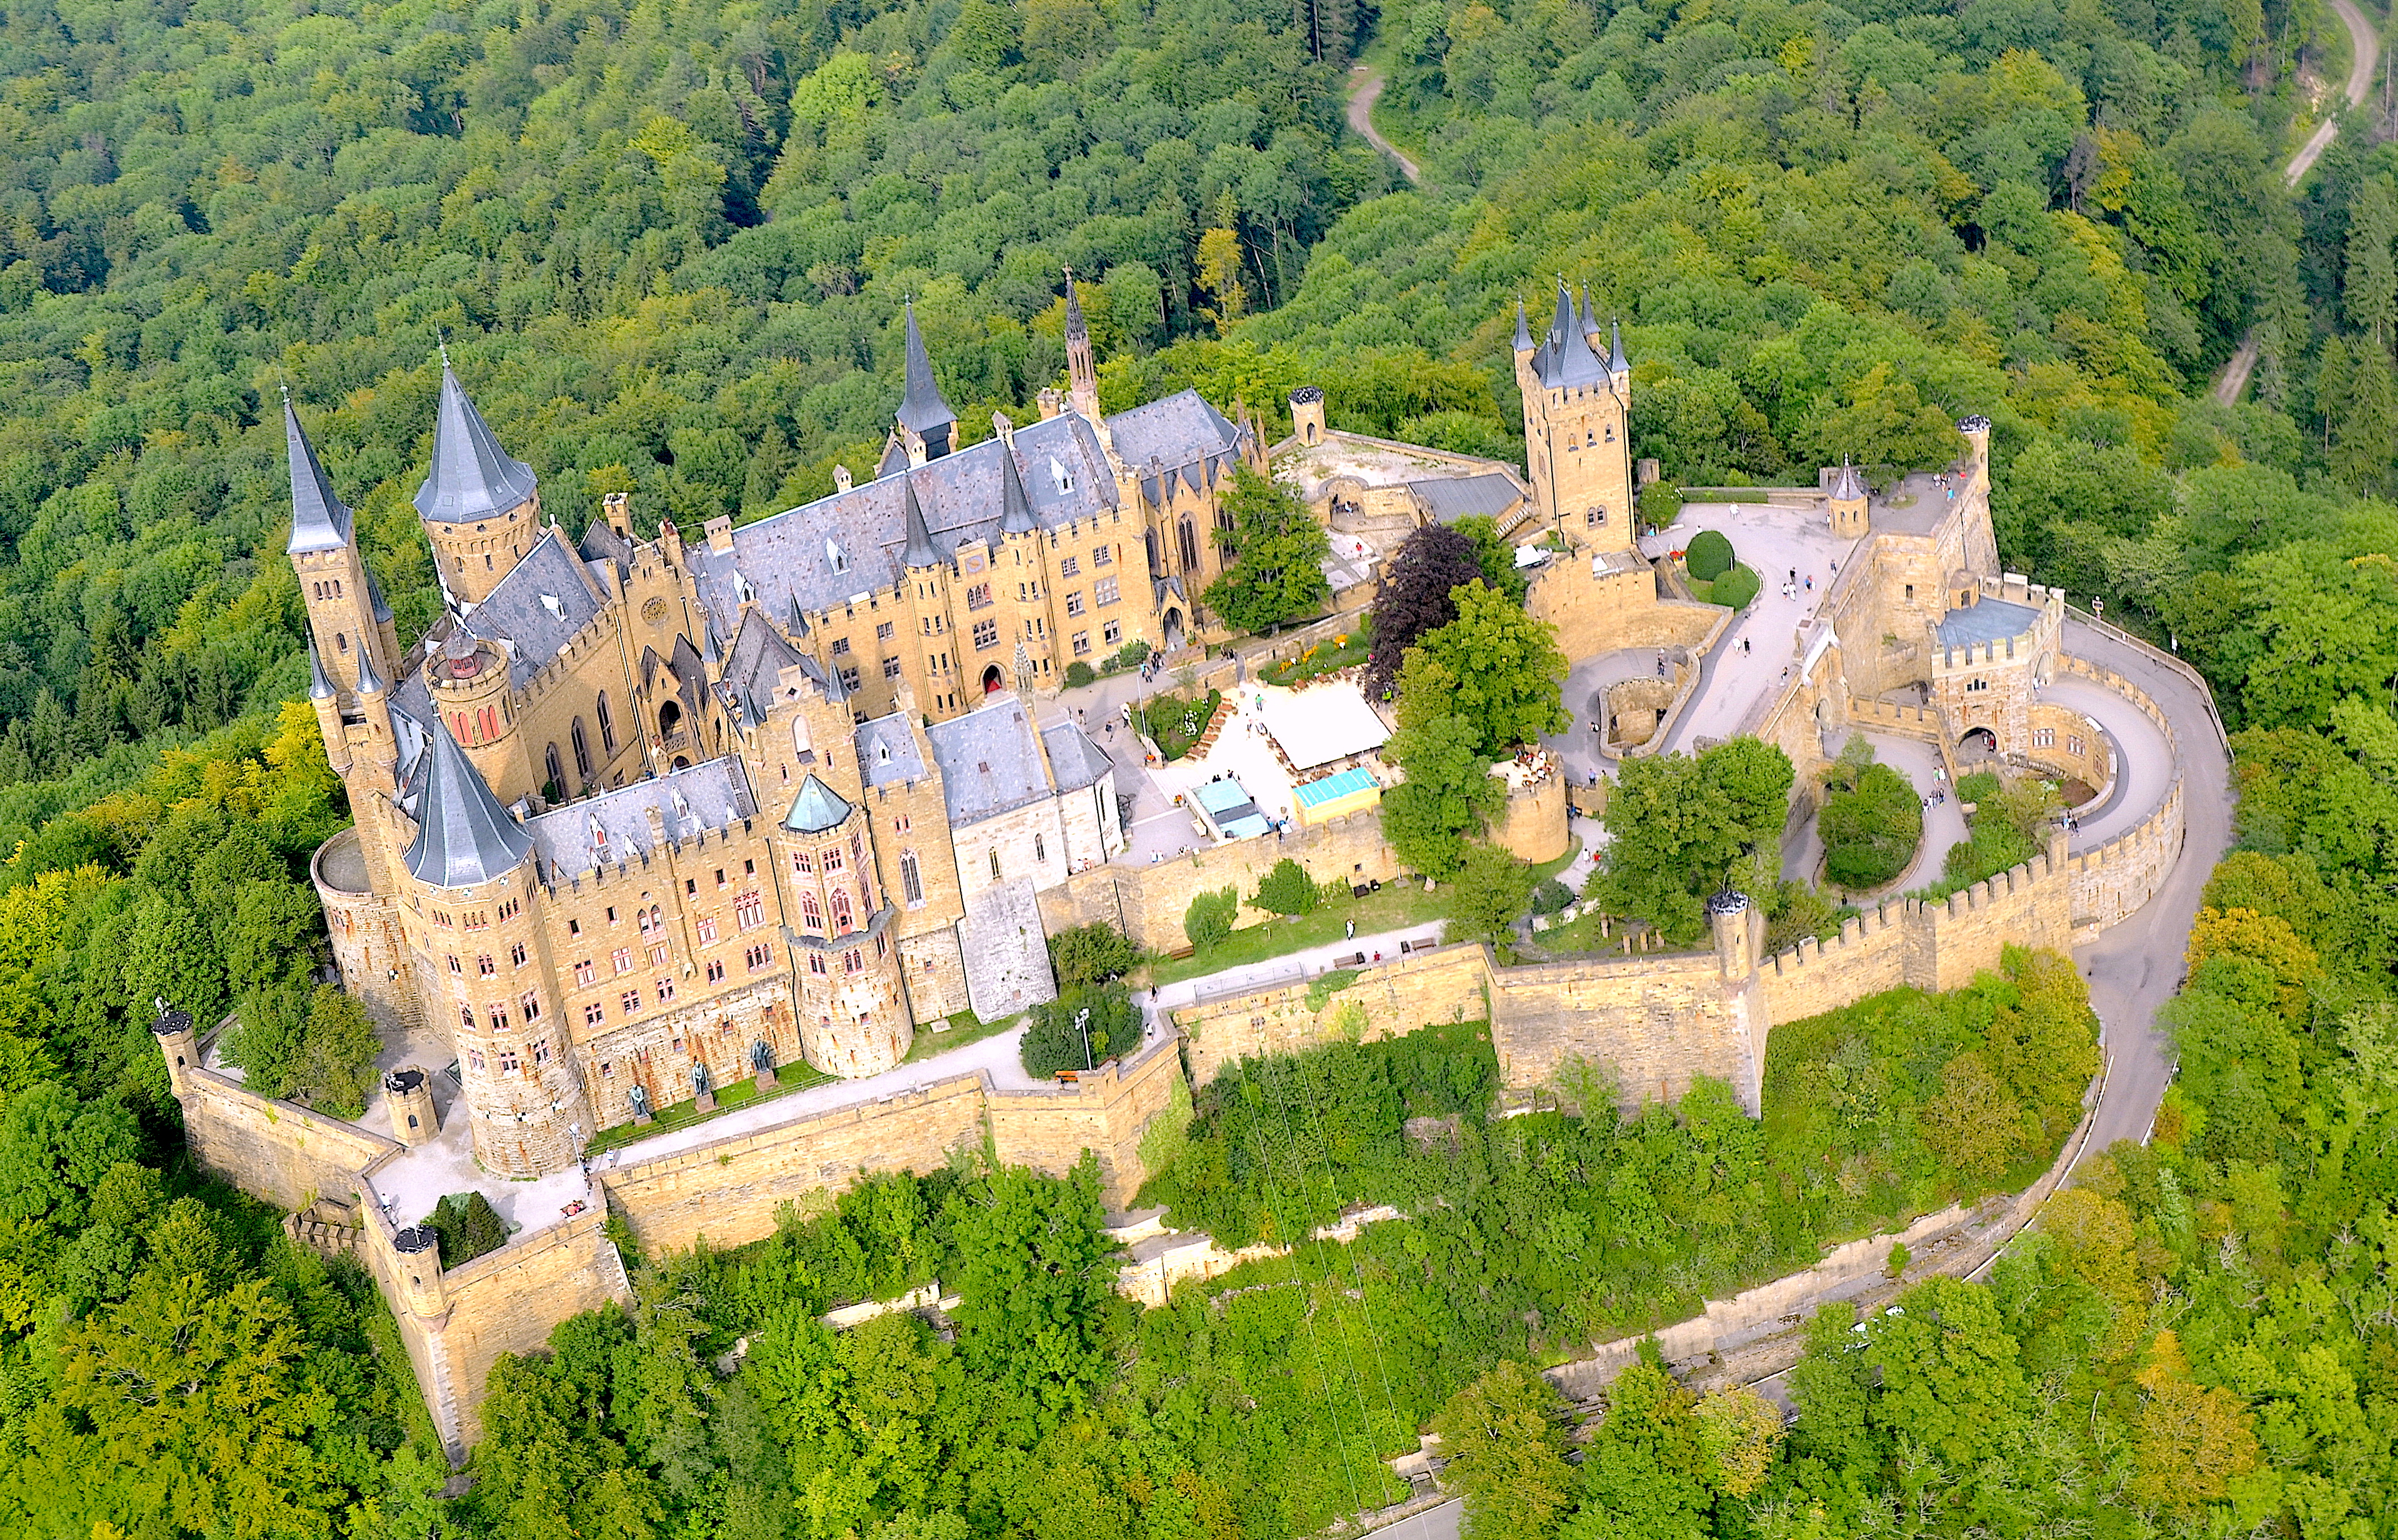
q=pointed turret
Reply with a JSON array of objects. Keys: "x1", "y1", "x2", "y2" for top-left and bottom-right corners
[
  {"x1": 782, "y1": 772, "x2": 854, "y2": 836},
  {"x1": 1609, "y1": 317, "x2": 1629, "y2": 377},
  {"x1": 1535, "y1": 279, "x2": 1607, "y2": 389},
  {"x1": 1063, "y1": 268, "x2": 1101, "y2": 423},
  {"x1": 1829, "y1": 456, "x2": 1865, "y2": 502},
  {"x1": 353, "y1": 637, "x2": 386, "y2": 698},
  {"x1": 1581, "y1": 283, "x2": 1600, "y2": 341},
  {"x1": 306, "y1": 633, "x2": 336, "y2": 701},
  {"x1": 901, "y1": 478, "x2": 942, "y2": 568},
  {"x1": 414, "y1": 359, "x2": 539, "y2": 526},
  {"x1": 365, "y1": 563, "x2": 393, "y2": 625},
  {"x1": 1512, "y1": 297, "x2": 1534, "y2": 354},
  {"x1": 895, "y1": 301, "x2": 956, "y2": 460},
  {"x1": 405, "y1": 717, "x2": 536, "y2": 889},
  {"x1": 284, "y1": 392, "x2": 354, "y2": 556},
  {"x1": 999, "y1": 445, "x2": 1038, "y2": 537}
]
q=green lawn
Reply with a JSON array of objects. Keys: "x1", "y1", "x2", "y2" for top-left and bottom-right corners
[
  {"x1": 1530, "y1": 837, "x2": 1581, "y2": 885},
  {"x1": 1147, "y1": 880, "x2": 1445, "y2": 987},
  {"x1": 902, "y1": 1007, "x2": 1018, "y2": 1066},
  {"x1": 586, "y1": 1058, "x2": 836, "y2": 1156}
]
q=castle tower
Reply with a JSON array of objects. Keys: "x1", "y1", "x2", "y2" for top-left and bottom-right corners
[
  {"x1": 1829, "y1": 458, "x2": 1869, "y2": 539},
  {"x1": 421, "y1": 633, "x2": 534, "y2": 806},
  {"x1": 1064, "y1": 268, "x2": 1102, "y2": 426},
  {"x1": 403, "y1": 719, "x2": 592, "y2": 1178},
  {"x1": 414, "y1": 354, "x2": 541, "y2": 608},
  {"x1": 152, "y1": 1003, "x2": 197, "y2": 1098},
  {"x1": 286, "y1": 393, "x2": 398, "y2": 706},
  {"x1": 778, "y1": 772, "x2": 913, "y2": 1077},
  {"x1": 894, "y1": 301, "x2": 956, "y2": 466},
  {"x1": 1517, "y1": 280, "x2": 1634, "y2": 552},
  {"x1": 1288, "y1": 385, "x2": 1327, "y2": 447},
  {"x1": 384, "y1": 1067, "x2": 439, "y2": 1146}
]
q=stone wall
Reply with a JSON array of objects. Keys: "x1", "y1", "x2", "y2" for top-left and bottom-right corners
[
  {"x1": 1176, "y1": 945, "x2": 1486, "y2": 1089},
  {"x1": 958, "y1": 875, "x2": 1057, "y2": 1021},
  {"x1": 1526, "y1": 551, "x2": 1721, "y2": 660},
  {"x1": 1491, "y1": 951, "x2": 1760, "y2": 1106},
  {"x1": 1036, "y1": 809, "x2": 1399, "y2": 951},
  {"x1": 988, "y1": 1036, "x2": 1187, "y2": 1201},
  {"x1": 176, "y1": 1063, "x2": 402, "y2": 1213}
]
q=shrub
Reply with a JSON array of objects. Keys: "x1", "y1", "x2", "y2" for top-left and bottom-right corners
[
  {"x1": 1139, "y1": 689, "x2": 1219, "y2": 760},
  {"x1": 1687, "y1": 529, "x2": 1734, "y2": 581},
  {"x1": 1530, "y1": 877, "x2": 1574, "y2": 915},
  {"x1": 1638, "y1": 481, "x2": 1682, "y2": 530},
  {"x1": 1020, "y1": 985, "x2": 1143, "y2": 1078},
  {"x1": 1063, "y1": 660, "x2": 1096, "y2": 688},
  {"x1": 1184, "y1": 886, "x2": 1239, "y2": 951},
  {"x1": 1253, "y1": 858, "x2": 1320, "y2": 917},
  {"x1": 1107, "y1": 638, "x2": 1152, "y2": 673},
  {"x1": 1711, "y1": 563, "x2": 1760, "y2": 610},
  {"x1": 1049, "y1": 921, "x2": 1137, "y2": 988},
  {"x1": 1821, "y1": 760, "x2": 1923, "y2": 889},
  {"x1": 428, "y1": 1191, "x2": 508, "y2": 1269}
]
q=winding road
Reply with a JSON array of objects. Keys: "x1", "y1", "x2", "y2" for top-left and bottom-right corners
[
  {"x1": 2215, "y1": 0, "x2": 2379, "y2": 406},
  {"x1": 1345, "y1": 65, "x2": 1421, "y2": 184}
]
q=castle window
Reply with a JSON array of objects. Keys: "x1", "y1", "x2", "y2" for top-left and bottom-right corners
[
  {"x1": 510, "y1": 942, "x2": 528, "y2": 968},
  {"x1": 1060, "y1": 555, "x2": 1080, "y2": 578},
  {"x1": 469, "y1": 1048, "x2": 485, "y2": 1071},
  {"x1": 621, "y1": 990, "x2": 642, "y2": 1015},
  {"x1": 597, "y1": 693, "x2": 616, "y2": 754},
  {"x1": 499, "y1": 898, "x2": 520, "y2": 920},
  {"x1": 1904, "y1": 584, "x2": 1914, "y2": 602},
  {"x1": 809, "y1": 951, "x2": 827, "y2": 975},
  {"x1": 478, "y1": 954, "x2": 496, "y2": 977},
  {"x1": 448, "y1": 955, "x2": 462, "y2": 975},
  {"x1": 497, "y1": 1048, "x2": 520, "y2": 1072},
  {"x1": 478, "y1": 705, "x2": 500, "y2": 741},
  {"x1": 801, "y1": 892, "x2": 822, "y2": 931},
  {"x1": 884, "y1": 656, "x2": 902, "y2": 679},
  {"x1": 647, "y1": 944, "x2": 668, "y2": 968},
  {"x1": 822, "y1": 845, "x2": 845, "y2": 873},
  {"x1": 575, "y1": 960, "x2": 596, "y2": 987},
  {"x1": 1102, "y1": 620, "x2": 1122, "y2": 646},
  {"x1": 488, "y1": 1006, "x2": 508, "y2": 1032},
  {"x1": 337, "y1": 632, "x2": 349, "y2": 652},
  {"x1": 988, "y1": 848, "x2": 1001, "y2": 881},
  {"x1": 698, "y1": 915, "x2": 718, "y2": 944},
  {"x1": 460, "y1": 1005, "x2": 474, "y2": 1028},
  {"x1": 2068, "y1": 734, "x2": 2085, "y2": 755},
  {"x1": 831, "y1": 636, "x2": 851, "y2": 655},
  {"x1": 2033, "y1": 728, "x2": 2055, "y2": 749},
  {"x1": 972, "y1": 620, "x2": 998, "y2": 651},
  {"x1": 793, "y1": 849, "x2": 812, "y2": 873},
  {"x1": 533, "y1": 1040, "x2": 550, "y2": 1066},
  {"x1": 1072, "y1": 631, "x2": 1091, "y2": 656},
  {"x1": 830, "y1": 888, "x2": 852, "y2": 931},
  {"x1": 736, "y1": 892, "x2": 766, "y2": 930},
  {"x1": 599, "y1": 1058, "x2": 612, "y2": 1076},
  {"x1": 1095, "y1": 577, "x2": 1119, "y2": 607},
  {"x1": 572, "y1": 719, "x2": 591, "y2": 777},
  {"x1": 877, "y1": 621, "x2": 895, "y2": 641},
  {"x1": 716, "y1": 868, "x2": 727, "y2": 886},
  {"x1": 746, "y1": 943, "x2": 772, "y2": 972},
  {"x1": 839, "y1": 665, "x2": 861, "y2": 692},
  {"x1": 656, "y1": 978, "x2": 676, "y2": 1004},
  {"x1": 851, "y1": 832, "x2": 865, "y2": 866},
  {"x1": 967, "y1": 583, "x2": 993, "y2": 611},
  {"x1": 827, "y1": 538, "x2": 848, "y2": 574},
  {"x1": 612, "y1": 947, "x2": 633, "y2": 974},
  {"x1": 1177, "y1": 521, "x2": 1197, "y2": 572},
  {"x1": 901, "y1": 851, "x2": 923, "y2": 905},
  {"x1": 1966, "y1": 678, "x2": 1989, "y2": 693},
  {"x1": 706, "y1": 958, "x2": 725, "y2": 983},
  {"x1": 876, "y1": 933, "x2": 888, "y2": 958},
  {"x1": 1066, "y1": 591, "x2": 1084, "y2": 617},
  {"x1": 843, "y1": 948, "x2": 863, "y2": 975},
  {"x1": 586, "y1": 1003, "x2": 605, "y2": 1027},
  {"x1": 1092, "y1": 544, "x2": 1111, "y2": 567}
]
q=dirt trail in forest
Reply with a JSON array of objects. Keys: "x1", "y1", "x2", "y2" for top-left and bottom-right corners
[{"x1": 1345, "y1": 65, "x2": 1419, "y2": 185}]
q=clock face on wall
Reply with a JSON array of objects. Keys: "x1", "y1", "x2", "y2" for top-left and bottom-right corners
[
  {"x1": 641, "y1": 597, "x2": 670, "y2": 624},
  {"x1": 959, "y1": 542, "x2": 989, "y2": 576}
]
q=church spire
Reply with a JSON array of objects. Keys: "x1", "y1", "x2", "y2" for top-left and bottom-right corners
[
  {"x1": 284, "y1": 391, "x2": 354, "y2": 556},
  {"x1": 1063, "y1": 268, "x2": 1100, "y2": 422},
  {"x1": 895, "y1": 301, "x2": 956, "y2": 459}
]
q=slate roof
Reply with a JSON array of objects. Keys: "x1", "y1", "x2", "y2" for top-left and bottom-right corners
[
  {"x1": 1935, "y1": 597, "x2": 2041, "y2": 648},
  {"x1": 1531, "y1": 281, "x2": 1608, "y2": 391},
  {"x1": 523, "y1": 758, "x2": 758, "y2": 883},
  {"x1": 1040, "y1": 720, "x2": 1114, "y2": 793},
  {"x1": 782, "y1": 773, "x2": 854, "y2": 834},
  {"x1": 896, "y1": 301, "x2": 956, "y2": 436},
  {"x1": 306, "y1": 634, "x2": 335, "y2": 700},
  {"x1": 1411, "y1": 472, "x2": 1526, "y2": 524},
  {"x1": 856, "y1": 713, "x2": 928, "y2": 789},
  {"x1": 415, "y1": 363, "x2": 539, "y2": 525},
  {"x1": 405, "y1": 719, "x2": 536, "y2": 889},
  {"x1": 284, "y1": 396, "x2": 355, "y2": 556},
  {"x1": 925, "y1": 700, "x2": 1054, "y2": 826},
  {"x1": 692, "y1": 411, "x2": 1117, "y2": 634},
  {"x1": 457, "y1": 528, "x2": 604, "y2": 690},
  {"x1": 1109, "y1": 391, "x2": 1246, "y2": 504},
  {"x1": 720, "y1": 608, "x2": 807, "y2": 723},
  {"x1": 1829, "y1": 461, "x2": 1867, "y2": 501}
]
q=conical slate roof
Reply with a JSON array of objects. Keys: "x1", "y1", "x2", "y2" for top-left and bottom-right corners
[
  {"x1": 895, "y1": 301, "x2": 956, "y2": 435},
  {"x1": 365, "y1": 561, "x2": 393, "y2": 624},
  {"x1": 901, "y1": 478, "x2": 942, "y2": 567},
  {"x1": 998, "y1": 447, "x2": 1037, "y2": 535},
  {"x1": 1064, "y1": 269, "x2": 1089, "y2": 343},
  {"x1": 782, "y1": 772, "x2": 853, "y2": 835},
  {"x1": 1829, "y1": 458, "x2": 1867, "y2": 501},
  {"x1": 284, "y1": 393, "x2": 354, "y2": 556},
  {"x1": 1512, "y1": 298, "x2": 1533, "y2": 352},
  {"x1": 1608, "y1": 317, "x2": 1629, "y2": 375},
  {"x1": 306, "y1": 633, "x2": 336, "y2": 701},
  {"x1": 1579, "y1": 282, "x2": 1598, "y2": 336},
  {"x1": 414, "y1": 361, "x2": 539, "y2": 525},
  {"x1": 353, "y1": 637, "x2": 386, "y2": 696},
  {"x1": 405, "y1": 717, "x2": 536, "y2": 889}
]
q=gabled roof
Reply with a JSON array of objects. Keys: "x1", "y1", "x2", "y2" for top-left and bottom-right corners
[
  {"x1": 895, "y1": 301, "x2": 956, "y2": 436},
  {"x1": 1040, "y1": 719, "x2": 1114, "y2": 793},
  {"x1": 414, "y1": 362, "x2": 539, "y2": 525},
  {"x1": 405, "y1": 719, "x2": 535, "y2": 889},
  {"x1": 925, "y1": 699, "x2": 1055, "y2": 826},
  {"x1": 782, "y1": 773, "x2": 854, "y2": 834},
  {"x1": 721, "y1": 607, "x2": 806, "y2": 721},
  {"x1": 1108, "y1": 390, "x2": 1244, "y2": 482},
  {"x1": 284, "y1": 395, "x2": 354, "y2": 556},
  {"x1": 523, "y1": 758, "x2": 756, "y2": 881},
  {"x1": 457, "y1": 528, "x2": 603, "y2": 690}
]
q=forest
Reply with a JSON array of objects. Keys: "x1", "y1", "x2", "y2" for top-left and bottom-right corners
[{"x1": 0, "y1": 0, "x2": 2393, "y2": 1529}]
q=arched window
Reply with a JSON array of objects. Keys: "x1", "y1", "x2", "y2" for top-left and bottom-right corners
[
  {"x1": 596, "y1": 692, "x2": 616, "y2": 754},
  {"x1": 336, "y1": 631, "x2": 349, "y2": 653},
  {"x1": 800, "y1": 892, "x2": 821, "y2": 931},
  {"x1": 1145, "y1": 529, "x2": 1159, "y2": 574},
  {"x1": 571, "y1": 719, "x2": 591, "y2": 777},
  {"x1": 901, "y1": 851, "x2": 923, "y2": 905},
  {"x1": 1178, "y1": 518, "x2": 1198, "y2": 572},
  {"x1": 545, "y1": 743, "x2": 564, "y2": 793},
  {"x1": 830, "y1": 888, "x2": 852, "y2": 930}
]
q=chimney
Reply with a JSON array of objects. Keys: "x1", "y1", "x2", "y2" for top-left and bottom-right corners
[
  {"x1": 1037, "y1": 387, "x2": 1065, "y2": 421},
  {"x1": 704, "y1": 515, "x2": 735, "y2": 555},
  {"x1": 834, "y1": 464, "x2": 854, "y2": 492},
  {"x1": 604, "y1": 490, "x2": 632, "y2": 538},
  {"x1": 994, "y1": 410, "x2": 1015, "y2": 449}
]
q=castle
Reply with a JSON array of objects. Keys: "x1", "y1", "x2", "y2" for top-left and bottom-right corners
[{"x1": 297, "y1": 283, "x2": 1252, "y2": 1179}]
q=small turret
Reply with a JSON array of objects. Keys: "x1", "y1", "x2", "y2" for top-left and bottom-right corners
[
  {"x1": 895, "y1": 301, "x2": 956, "y2": 464},
  {"x1": 1608, "y1": 318, "x2": 1630, "y2": 379},
  {"x1": 384, "y1": 1066, "x2": 439, "y2": 1146},
  {"x1": 998, "y1": 443, "x2": 1038, "y2": 537},
  {"x1": 1064, "y1": 268, "x2": 1101, "y2": 425},
  {"x1": 1512, "y1": 297, "x2": 1534, "y2": 358},
  {"x1": 1288, "y1": 385, "x2": 1327, "y2": 447},
  {"x1": 1828, "y1": 457, "x2": 1868, "y2": 539},
  {"x1": 152, "y1": 1002, "x2": 197, "y2": 1098},
  {"x1": 901, "y1": 478, "x2": 942, "y2": 569}
]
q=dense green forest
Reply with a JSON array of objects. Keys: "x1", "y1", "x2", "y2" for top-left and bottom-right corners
[{"x1": 0, "y1": 0, "x2": 2396, "y2": 1530}]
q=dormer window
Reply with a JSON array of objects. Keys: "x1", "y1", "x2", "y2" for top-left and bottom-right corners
[
  {"x1": 827, "y1": 538, "x2": 849, "y2": 574},
  {"x1": 1051, "y1": 458, "x2": 1072, "y2": 494}
]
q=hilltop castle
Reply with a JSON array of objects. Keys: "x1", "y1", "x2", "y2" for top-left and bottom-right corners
[{"x1": 297, "y1": 284, "x2": 1257, "y2": 1178}]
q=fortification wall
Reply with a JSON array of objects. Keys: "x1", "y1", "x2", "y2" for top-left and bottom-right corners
[
  {"x1": 1488, "y1": 953, "x2": 1759, "y2": 1107},
  {"x1": 1175, "y1": 945, "x2": 1488, "y2": 1089},
  {"x1": 986, "y1": 1038, "x2": 1185, "y2": 1201},
  {"x1": 1037, "y1": 810, "x2": 1397, "y2": 951},
  {"x1": 1495, "y1": 767, "x2": 1569, "y2": 864},
  {"x1": 176, "y1": 1065, "x2": 401, "y2": 1213},
  {"x1": 1527, "y1": 553, "x2": 1716, "y2": 660}
]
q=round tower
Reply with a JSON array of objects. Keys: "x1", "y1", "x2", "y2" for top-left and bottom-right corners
[
  {"x1": 388, "y1": 1225, "x2": 449, "y2": 1317},
  {"x1": 404, "y1": 721, "x2": 593, "y2": 1178},
  {"x1": 1288, "y1": 385, "x2": 1327, "y2": 447},
  {"x1": 152, "y1": 1003, "x2": 197, "y2": 1098},
  {"x1": 384, "y1": 1067, "x2": 439, "y2": 1147},
  {"x1": 778, "y1": 772, "x2": 913, "y2": 1077},
  {"x1": 423, "y1": 633, "x2": 533, "y2": 807}
]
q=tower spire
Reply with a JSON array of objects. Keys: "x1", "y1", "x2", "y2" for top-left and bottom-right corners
[
  {"x1": 414, "y1": 359, "x2": 538, "y2": 526},
  {"x1": 895, "y1": 300, "x2": 957, "y2": 458},
  {"x1": 284, "y1": 393, "x2": 355, "y2": 556},
  {"x1": 405, "y1": 716, "x2": 536, "y2": 889},
  {"x1": 1609, "y1": 317, "x2": 1629, "y2": 376},
  {"x1": 901, "y1": 477, "x2": 942, "y2": 568},
  {"x1": 999, "y1": 442, "x2": 1038, "y2": 536},
  {"x1": 1063, "y1": 268, "x2": 1101, "y2": 423},
  {"x1": 1513, "y1": 297, "x2": 1533, "y2": 353}
]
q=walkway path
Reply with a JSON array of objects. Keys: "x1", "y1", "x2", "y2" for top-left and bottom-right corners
[
  {"x1": 1345, "y1": 64, "x2": 1421, "y2": 184},
  {"x1": 1780, "y1": 732, "x2": 1967, "y2": 893},
  {"x1": 2214, "y1": 0, "x2": 2378, "y2": 406},
  {"x1": 2041, "y1": 673, "x2": 2172, "y2": 855},
  {"x1": 1147, "y1": 920, "x2": 1445, "y2": 1016}
]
